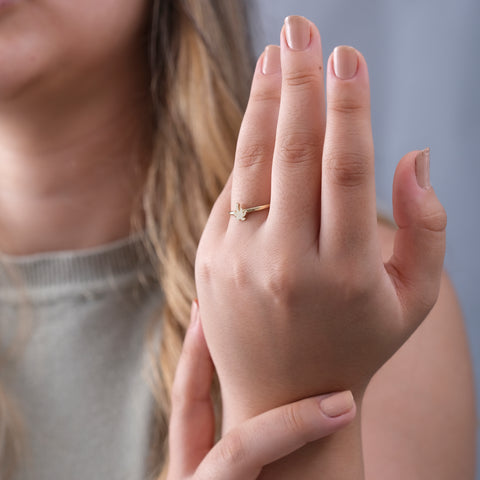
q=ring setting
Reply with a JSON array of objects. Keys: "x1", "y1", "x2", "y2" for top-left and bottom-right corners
[{"x1": 229, "y1": 202, "x2": 270, "y2": 221}]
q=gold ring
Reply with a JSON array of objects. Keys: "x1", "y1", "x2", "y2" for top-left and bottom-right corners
[{"x1": 229, "y1": 202, "x2": 270, "y2": 221}]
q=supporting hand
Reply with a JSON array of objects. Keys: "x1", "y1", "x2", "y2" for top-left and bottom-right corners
[{"x1": 167, "y1": 301, "x2": 356, "y2": 480}]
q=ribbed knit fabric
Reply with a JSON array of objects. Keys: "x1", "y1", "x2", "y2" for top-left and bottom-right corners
[{"x1": 0, "y1": 234, "x2": 163, "y2": 480}]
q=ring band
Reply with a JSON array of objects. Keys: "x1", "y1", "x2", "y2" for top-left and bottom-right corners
[{"x1": 229, "y1": 202, "x2": 270, "y2": 221}]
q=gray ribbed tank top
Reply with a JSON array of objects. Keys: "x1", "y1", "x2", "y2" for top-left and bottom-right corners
[{"x1": 0, "y1": 234, "x2": 163, "y2": 480}]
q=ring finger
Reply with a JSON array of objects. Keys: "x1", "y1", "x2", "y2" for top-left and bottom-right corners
[{"x1": 228, "y1": 45, "x2": 282, "y2": 232}]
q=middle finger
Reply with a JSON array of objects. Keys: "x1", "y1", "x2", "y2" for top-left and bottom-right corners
[{"x1": 269, "y1": 16, "x2": 326, "y2": 238}]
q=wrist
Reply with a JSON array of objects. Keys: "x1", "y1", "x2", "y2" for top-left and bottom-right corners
[{"x1": 258, "y1": 412, "x2": 365, "y2": 480}]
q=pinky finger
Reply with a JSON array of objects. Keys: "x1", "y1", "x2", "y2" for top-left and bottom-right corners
[{"x1": 194, "y1": 391, "x2": 356, "y2": 480}]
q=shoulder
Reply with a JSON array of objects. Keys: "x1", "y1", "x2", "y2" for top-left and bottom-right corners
[{"x1": 361, "y1": 222, "x2": 477, "y2": 479}]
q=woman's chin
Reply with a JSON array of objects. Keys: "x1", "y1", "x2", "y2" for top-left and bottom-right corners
[{"x1": 0, "y1": 60, "x2": 45, "y2": 104}]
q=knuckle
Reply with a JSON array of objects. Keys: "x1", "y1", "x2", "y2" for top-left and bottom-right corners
[
  {"x1": 277, "y1": 131, "x2": 322, "y2": 166},
  {"x1": 282, "y1": 403, "x2": 308, "y2": 438},
  {"x1": 328, "y1": 96, "x2": 368, "y2": 116},
  {"x1": 195, "y1": 253, "x2": 215, "y2": 285},
  {"x1": 250, "y1": 86, "x2": 281, "y2": 105},
  {"x1": 263, "y1": 260, "x2": 296, "y2": 303},
  {"x1": 419, "y1": 205, "x2": 447, "y2": 233},
  {"x1": 341, "y1": 271, "x2": 372, "y2": 301},
  {"x1": 284, "y1": 69, "x2": 322, "y2": 88},
  {"x1": 326, "y1": 151, "x2": 370, "y2": 188},
  {"x1": 218, "y1": 430, "x2": 247, "y2": 466},
  {"x1": 325, "y1": 263, "x2": 373, "y2": 303},
  {"x1": 229, "y1": 255, "x2": 251, "y2": 290},
  {"x1": 236, "y1": 142, "x2": 271, "y2": 169}
]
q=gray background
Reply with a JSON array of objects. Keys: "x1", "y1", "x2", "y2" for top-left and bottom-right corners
[{"x1": 250, "y1": 0, "x2": 479, "y2": 474}]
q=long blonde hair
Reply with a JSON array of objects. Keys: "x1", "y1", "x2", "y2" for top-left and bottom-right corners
[{"x1": 140, "y1": 1, "x2": 253, "y2": 478}]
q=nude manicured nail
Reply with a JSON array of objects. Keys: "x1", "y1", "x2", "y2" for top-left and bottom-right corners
[
  {"x1": 333, "y1": 46, "x2": 358, "y2": 80},
  {"x1": 284, "y1": 15, "x2": 311, "y2": 51},
  {"x1": 319, "y1": 391, "x2": 354, "y2": 417},
  {"x1": 415, "y1": 147, "x2": 431, "y2": 189},
  {"x1": 262, "y1": 45, "x2": 281, "y2": 75}
]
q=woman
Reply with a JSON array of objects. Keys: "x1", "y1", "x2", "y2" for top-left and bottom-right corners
[{"x1": 0, "y1": 1, "x2": 475, "y2": 479}]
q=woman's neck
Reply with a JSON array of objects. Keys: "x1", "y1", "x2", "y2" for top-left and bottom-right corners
[{"x1": 0, "y1": 51, "x2": 152, "y2": 255}]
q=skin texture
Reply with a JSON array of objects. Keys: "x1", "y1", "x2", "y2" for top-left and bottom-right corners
[
  {"x1": 0, "y1": 0, "x2": 152, "y2": 254},
  {"x1": 0, "y1": 3, "x2": 475, "y2": 478}
]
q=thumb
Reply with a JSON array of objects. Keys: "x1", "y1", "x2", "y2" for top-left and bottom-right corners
[
  {"x1": 387, "y1": 148, "x2": 447, "y2": 324},
  {"x1": 195, "y1": 391, "x2": 356, "y2": 480}
]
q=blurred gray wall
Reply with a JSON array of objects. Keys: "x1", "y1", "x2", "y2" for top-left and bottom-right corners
[{"x1": 249, "y1": 0, "x2": 479, "y2": 474}]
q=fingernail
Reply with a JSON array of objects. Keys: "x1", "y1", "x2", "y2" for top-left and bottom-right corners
[
  {"x1": 262, "y1": 45, "x2": 281, "y2": 75},
  {"x1": 284, "y1": 15, "x2": 311, "y2": 51},
  {"x1": 415, "y1": 147, "x2": 431, "y2": 189},
  {"x1": 319, "y1": 391, "x2": 354, "y2": 418},
  {"x1": 190, "y1": 299, "x2": 199, "y2": 327},
  {"x1": 333, "y1": 46, "x2": 358, "y2": 80}
]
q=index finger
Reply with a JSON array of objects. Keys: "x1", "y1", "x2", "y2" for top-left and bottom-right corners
[{"x1": 168, "y1": 301, "x2": 215, "y2": 479}]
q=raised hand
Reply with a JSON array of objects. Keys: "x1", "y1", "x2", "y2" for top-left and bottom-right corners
[
  {"x1": 166, "y1": 301, "x2": 355, "y2": 480},
  {"x1": 194, "y1": 15, "x2": 446, "y2": 427}
]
